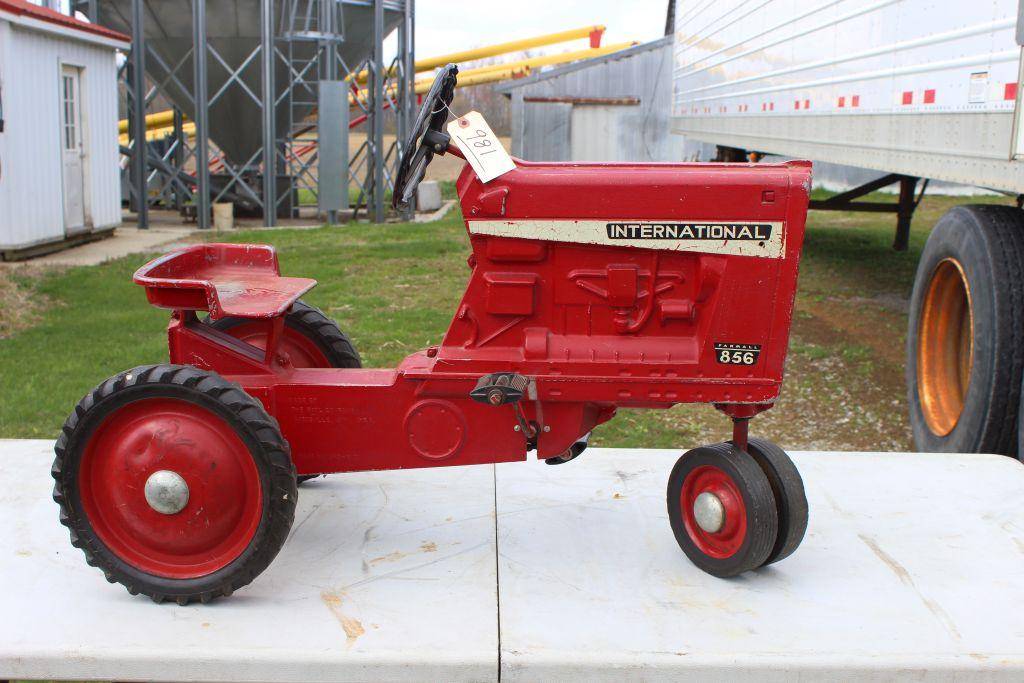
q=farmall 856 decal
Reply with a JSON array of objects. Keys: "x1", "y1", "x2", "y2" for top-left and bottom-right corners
[{"x1": 468, "y1": 220, "x2": 785, "y2": 258}]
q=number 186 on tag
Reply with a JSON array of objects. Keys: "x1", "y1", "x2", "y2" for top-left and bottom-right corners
[{"x1": 447, "y1": 111, "x2": 515, "y2": 183}]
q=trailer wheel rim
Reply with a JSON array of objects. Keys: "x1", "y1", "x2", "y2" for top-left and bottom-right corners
[
  {"x1": 221, "y1": 321, "x2": 331, "y2": 368},
  {"x1": 680, "y1": 465, "x2": 747, "y2": 558},
  {"x1": 78, "y1": 398, "x2": 263, "y2": 579},
  {"x1": 918, "y1": 257, "x2": 974, "y2": 437}
]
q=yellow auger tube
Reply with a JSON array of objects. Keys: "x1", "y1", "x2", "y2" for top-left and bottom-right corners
[
  {"x1": 352, "y1": 24, "x2": 606, "y2": 83},
  {"x1": 451, "y1": 42, "x2": 638, "y2": 79},
  {"x1": 117, "y1": 110, "x2": 186, "y2": 135},
  {"x1": 414, "y1": 25, "x2": 604, "y2": 72}
]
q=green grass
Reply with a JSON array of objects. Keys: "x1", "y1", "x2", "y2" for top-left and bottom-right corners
[
  {"x1": 295, "y1": 178, "x2": 462, "y2": 208},
  {"x1": 296, "y1": 186, "x2": 395, "y2": 207},
  {"x1": 0, "y1": 212, "x2": 467, "y2": 438},
  {"x1": 0, "y1": 191, "x2": 1016, "y2": 448}
]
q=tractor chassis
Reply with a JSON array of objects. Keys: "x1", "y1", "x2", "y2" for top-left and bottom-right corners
[{"x1": 169, "y1": 309, "x2": 771, "y2": 474}]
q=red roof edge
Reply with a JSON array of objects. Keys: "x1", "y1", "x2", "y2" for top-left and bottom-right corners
[{"x1": 0, "y1": 0, "x2": 129, "y2": 43}]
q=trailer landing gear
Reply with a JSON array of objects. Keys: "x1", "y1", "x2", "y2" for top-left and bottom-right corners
[{"x1": 666, "y1": 437, "x2": 807, "y2": 577}]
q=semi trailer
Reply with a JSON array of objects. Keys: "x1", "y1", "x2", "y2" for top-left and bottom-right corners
[{"x1": 671, "y1": 0, "x2": 1024, "y2": 459}]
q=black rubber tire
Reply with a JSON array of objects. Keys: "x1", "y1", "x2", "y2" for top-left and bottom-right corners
[
  {"x1": 207, "y1": 300, "x2": 362, "y2": 369},
  {"x1": 907, "y1": 205, "x2": 1024, "y2": 457},
  {"x1": 1019, "y1": 375, "x2": 1024, "y2": 461},
  {"x1": 743, "y1": 438, "x2": 808, "y2": 566},
  {"x1": 666, "y1": 442, "x2": 778, "y2": 577},
  {"x1": 52, "y1": 364, "x2": 298, "y2": 604}
]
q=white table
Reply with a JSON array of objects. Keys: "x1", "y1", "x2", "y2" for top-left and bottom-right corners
[{"x1": 3, "y1": 439, "x2": 1024, "y2": 681}]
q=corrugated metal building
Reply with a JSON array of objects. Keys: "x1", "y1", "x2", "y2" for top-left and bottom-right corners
[
  {"x1": 0, "y1": 1, "x2": 128, "y2": 259},
  {"x1": 497, "y1": 37, "x2": 709, "y2": 163}
]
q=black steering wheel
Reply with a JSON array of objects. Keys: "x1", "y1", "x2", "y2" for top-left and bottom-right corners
[{"x1": 393, "y1": 64, "x2": 459, "y2": 211}]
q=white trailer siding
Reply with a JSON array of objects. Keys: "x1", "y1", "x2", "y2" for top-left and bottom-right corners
[
  {"x1": 0, "y1": 10, "x2": 126, "y2": 252},
  {"x1": 671, "y1": 0, "x2": 1024, "y2": 193}
]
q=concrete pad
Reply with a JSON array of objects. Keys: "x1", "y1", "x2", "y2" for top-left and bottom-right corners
[
  {"x1": 417, "y1": 180, "x2": 443, "y2": 211},
  {"x1": 414, "y1": 199, "x2": 457, "y2": 223},
  {"x1": 495, "y1": 449, "x2": 1024, "y2": 681},
  {"x1": 0, "y1": 439, "x2": 498, "y2": 682},
  {"x1": 7, "y1": 226, "x2": 198, "y2": 267}
]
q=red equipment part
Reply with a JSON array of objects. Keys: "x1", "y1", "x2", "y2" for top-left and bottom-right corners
[
  {"x1": 55, "y1": 63, "x2": 813, "y2": 601},
  {"x1": 209, "y1": 318, "x2": 332, "y2": 367},
  {"x1": 680, "y1": 464, "x2": 748, "y2": 559},
  {"x1": 129, "y1": 156, "x2": 810, "y2": 475},
  {"x1": 78, "y1": 398, "x2": 264, "y2": 579}
]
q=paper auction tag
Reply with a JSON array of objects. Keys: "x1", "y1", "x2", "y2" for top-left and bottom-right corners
[{"x1": 446, "y1": 111, "x2": 515, "y2": 183}]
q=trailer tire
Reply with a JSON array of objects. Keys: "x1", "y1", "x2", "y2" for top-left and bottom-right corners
[
  {"x1": 53, "y1": 364, "x2": 297, "y2": 604},
  {"x1": 207, "y1": 300, "x2": 361, "y2": 369},
  {"x1": 907, "y1": 204, "x2": 1024, "y2": 457}
]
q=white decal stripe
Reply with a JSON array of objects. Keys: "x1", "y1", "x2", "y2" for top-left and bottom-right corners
[{"x1": 467, "y1": 219, "x2": 786, "y2": 259}]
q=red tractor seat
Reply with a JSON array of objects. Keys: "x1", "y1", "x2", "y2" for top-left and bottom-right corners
[{"x1": 133, "y1": 243, "x2": 316, "y2": 320}]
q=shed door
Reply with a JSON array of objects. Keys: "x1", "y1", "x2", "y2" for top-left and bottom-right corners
[{"x1": 60, "y1": 65, "x2": 87, "y2": 234}]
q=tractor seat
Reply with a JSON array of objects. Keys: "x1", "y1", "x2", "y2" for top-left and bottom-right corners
[{"x1": 133, "y1": 243, "x2": 316, "y2": 320}]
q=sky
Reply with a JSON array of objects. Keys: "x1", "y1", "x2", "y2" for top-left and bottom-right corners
[
  {"x1": 409, "y1": 0, "x2": 669, "y2": 64},
  {"x1": 61, "y1": 0, "x2": 669, "y2": 72}
]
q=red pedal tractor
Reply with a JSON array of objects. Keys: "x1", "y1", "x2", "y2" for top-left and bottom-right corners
[{"x1": 53, "y1": 66, "x2": 811, "y2": 604}]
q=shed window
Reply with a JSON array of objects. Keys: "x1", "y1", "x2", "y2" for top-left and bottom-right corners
[{"x1": 62, "y1": 75, "x2": 77, "y2": 150}]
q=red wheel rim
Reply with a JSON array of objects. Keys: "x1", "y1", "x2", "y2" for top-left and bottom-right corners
[
  {"x1": 222, "y1": 321, "x2": 331, "y2": 368},
  {"x1": 680, "y1": 465, "x2": 747, "y2": 559},
  {"x1": 78, "y1": 398, "x2": 263, "y2": 579}
]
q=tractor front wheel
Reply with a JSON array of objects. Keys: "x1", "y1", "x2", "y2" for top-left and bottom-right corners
[
  {"x1": 667, "y1": 442, "x2": 779, "y2": 577},
  {"x1": 52, "y1": 364, "x2": 297, "y2": 604},
  {"x1": 743, "y1": 438, "x2": 808, "y2": 566}
]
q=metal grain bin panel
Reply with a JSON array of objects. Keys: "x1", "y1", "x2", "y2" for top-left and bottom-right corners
[{"x1": 500, "y1": 38, "x2": 696, "y2": 163}]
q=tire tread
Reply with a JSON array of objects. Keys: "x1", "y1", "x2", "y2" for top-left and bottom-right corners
[
  {"x1": 208, "y1": 300, "x2": 361, "y2": 369},
  {"x1": 53, "y1": 364, "x2": 297, "y2": 604}
]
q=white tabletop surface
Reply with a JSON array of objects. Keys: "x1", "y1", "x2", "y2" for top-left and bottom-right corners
[{"x1": 3, "y1": 438, "x2": 1024, "y2": 681}]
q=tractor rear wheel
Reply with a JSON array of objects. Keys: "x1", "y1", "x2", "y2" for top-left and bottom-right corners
[
  {"x1": 907, "y1": 205, "x2": 1024, "y2": 457},
  {"x1": 52, "y1": 364, "x2": 297, "y2": 604},
  {"x1": 209, "y1": 300, "x2": 359, "y2": 482},
  {"x1": 667, "y1": 442, "x2": 778, "y2": 577},
  {"x1": 207, "y1": 300, "x2": 361, "y2": 369}
]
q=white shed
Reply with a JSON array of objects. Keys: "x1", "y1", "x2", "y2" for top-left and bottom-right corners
[{"x1": 0, "y1": 1, "x2": 128, "y2": 260}]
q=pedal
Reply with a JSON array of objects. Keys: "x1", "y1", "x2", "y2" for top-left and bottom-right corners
[{"x1": 470, "y1": 372, "x2": 529, "y2": 406}]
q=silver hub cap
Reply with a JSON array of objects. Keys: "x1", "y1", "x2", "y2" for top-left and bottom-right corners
[
  {"x1": 144, "y1": 470, "x2": 190, "y2": 515},
  {"x1": 693, "y1": 491, "x2": 725, "y2": 533}
]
